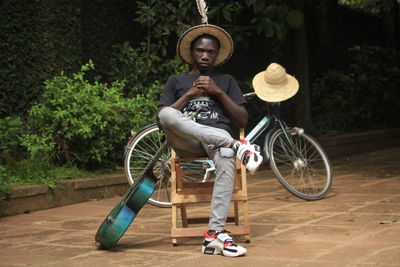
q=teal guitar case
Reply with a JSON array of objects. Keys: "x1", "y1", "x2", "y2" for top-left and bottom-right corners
[{"x1": 95, "y1": 142, "x2": 167, "y2": 249}]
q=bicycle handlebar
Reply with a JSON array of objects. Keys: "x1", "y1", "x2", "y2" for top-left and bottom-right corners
[
  {"x1": 243, "y1": 92, "x2": 256, "y2": 100},
  {"x1": 244, "y1": 91, "x2": 281, "y2": 117}
]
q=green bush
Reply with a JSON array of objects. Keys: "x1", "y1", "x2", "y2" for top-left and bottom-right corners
[
  {"x1": 0, "y1": 0, "x2": 82, "y2": 117},
  {"x1": 311, "y1": 45, "x2": 400, "y2": 134},
  {"x1": 21, "y1": 61, "x2": 159, "y2": 168},
  {"x1": 109, "y1": 41, "x2": 188, "y2": 98},
  {"x1": 0, "y1": 115, "x2": 25, "y2": 165}
]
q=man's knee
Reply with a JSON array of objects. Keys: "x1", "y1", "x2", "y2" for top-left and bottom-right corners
[
  {"x1": 158, "y1": 107, "x2": 179, "y2": 127},
  {"x1": 219, "y1": 147, "x2": 235, "y2": 158}
]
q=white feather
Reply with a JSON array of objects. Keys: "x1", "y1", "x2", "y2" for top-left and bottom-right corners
[{"x1": 196, "y1": 0, "x2": 208, "y2": 24}]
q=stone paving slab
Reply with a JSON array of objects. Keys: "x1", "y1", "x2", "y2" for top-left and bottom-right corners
[{"x1": 0, "y1": 147, "x2": 400, "y2": 266}]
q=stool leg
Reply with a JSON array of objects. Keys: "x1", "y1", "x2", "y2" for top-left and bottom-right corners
[
  {"x1": 234, "y1": 201, "x2": 239, "y2": 225},
  {"x1": 180, "y1": 205, "x2": 188, "y2": 228},
  {"x1": 243, "y1": 200, "x2": 250, "y2": 243},
  {"x1": 172, "y1": 204, "x2": 177, "y2": 245}
]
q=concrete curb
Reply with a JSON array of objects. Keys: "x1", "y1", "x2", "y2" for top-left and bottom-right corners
[
  {"x1": 0, "y1": 174, "x2": 129, "y2": 217},
  {"x1": 317, "y1": 128, "x2": 400, "y2": 158},
  {"x1": 1, "y1": 129, "x2": 399, "y2": 217}
]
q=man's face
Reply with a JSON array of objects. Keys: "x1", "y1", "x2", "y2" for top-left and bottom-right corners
[{"x1": 191, "y1": 37, "x2": 219, "y2": 71}]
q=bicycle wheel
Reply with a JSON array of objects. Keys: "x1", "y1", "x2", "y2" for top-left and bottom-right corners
[
  {"x1": 124, "y1": 123, "x2": 213, "y2": 207},
  {"x1": 124, "y1": 124, "x2": 172, "y2": 207},
  {"x1": 268, "y1": 128, "x2": 332, "y2": 200}
]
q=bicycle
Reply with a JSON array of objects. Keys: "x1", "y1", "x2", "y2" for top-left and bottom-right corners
[{"x1": 124, "y1": 92, "x2": 333, "y2": 207}]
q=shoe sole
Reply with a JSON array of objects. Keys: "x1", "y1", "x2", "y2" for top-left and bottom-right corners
[
  {"x1": 202, "y1": 246, "x2": 221, "y2": 255},
  {"x1": 221, "y1": 250, "x2": 247, "y2": 257},
  {"x1": 202, "y1": 246, "x2": 247, "y2": 257}
]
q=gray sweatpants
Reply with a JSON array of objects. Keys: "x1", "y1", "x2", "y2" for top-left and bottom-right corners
[{"x1": 158, "y1": 107, "x2": 236, "y2": 231}]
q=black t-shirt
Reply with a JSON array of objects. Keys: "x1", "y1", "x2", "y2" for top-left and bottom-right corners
[{"x1": 158, "y1": 73, "x2": 246, "y2": 133}]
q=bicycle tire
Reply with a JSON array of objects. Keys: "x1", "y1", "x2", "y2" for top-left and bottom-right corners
[
  {"x1": 124, "y1": 124, "x2": 172, "y2": 208},
  {"x1": 124, "y1": 123, "x2": 214, "y2": 207},
  {"x1": 268, "y1": 128, "x2": 332, "y2": 200}
]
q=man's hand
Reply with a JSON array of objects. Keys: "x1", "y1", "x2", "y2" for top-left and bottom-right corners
[
  {"x1": 193, "y1": 76, "x2": 221, "y2": 95},
  {"x1": 186, "y1": 86, "x2": 208, "y2": 99},
  {"x1": 170, "y1": 85, "x2": 207, "y2": 111},
  {"x1": 194, "y1": 76, "x2": 248, "y2": 128}
]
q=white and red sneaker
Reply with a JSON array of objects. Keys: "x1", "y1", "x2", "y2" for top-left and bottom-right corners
[
  {"x1": 234, "y1": 139, "x2": 263, "y2": 175},
  {"x1": 201, "y1": 230, "x2": 247, "y2": 257}
]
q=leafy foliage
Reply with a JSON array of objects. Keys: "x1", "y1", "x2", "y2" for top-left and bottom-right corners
[
  {"x1": 0, "y1": 116, "x2": 25, "y2": 165},
  {"x1": 109, "y1": 42, "x2": 188, "y2": 98},
  {"x1": 21, "y1": 61, "x2": 159, "y2": 168},
  {"x1": 339, "y1": 0, "x2": 397, "y2": 15},
  {"x1": 311, "y1": 45, "x2": 400, "y2": 134},
  {"x1": 0, "y1": 0, "x2": 399, "y2": 192},
  {"x1": 0, "y1": 0, "x2": 81, "y2": 117},
  {"x1": 245, "y1": 0, "x2": 304, "y2": 40}
]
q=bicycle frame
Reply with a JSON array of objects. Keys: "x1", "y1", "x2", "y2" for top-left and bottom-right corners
[{"x1": 245, "y1": 102, "x2": 305, "y2": 162}]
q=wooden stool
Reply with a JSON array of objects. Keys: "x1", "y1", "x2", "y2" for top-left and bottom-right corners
[{"x1": 170, "y1": 130, "x2": 250, "y2": 245}]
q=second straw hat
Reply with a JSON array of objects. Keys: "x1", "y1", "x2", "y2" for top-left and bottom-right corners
[{"x1": 252, "y1": 63, "x2": 299, "y2": 102}]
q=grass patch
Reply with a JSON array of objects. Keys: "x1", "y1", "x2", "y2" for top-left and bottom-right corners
[{"x1": 0, "y1": 160, "x2": 91, "y2": 195}]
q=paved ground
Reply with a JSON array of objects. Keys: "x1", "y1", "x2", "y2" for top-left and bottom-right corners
[{"x1": 1, "y1": 147, "x2": 400, "y2": 267}]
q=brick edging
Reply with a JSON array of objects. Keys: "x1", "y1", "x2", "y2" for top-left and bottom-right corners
[
  {"x1": 317, "y1": 128, "x2": 400, "y2": 159},
  {"x1": 0, "y1": 175, "x2": 129, "y2": 217}
]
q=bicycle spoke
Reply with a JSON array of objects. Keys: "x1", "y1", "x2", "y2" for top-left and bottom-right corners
[
  {"x1": 124, "y1": 125, "x2": 173, "y2": 207},
  {"x1": 134, "y1": 142, "x2": 158, "y2": 159},
  {"x1": 304, "y1": 168, "x2": 321, "y2": 195},
  {"x1": 133, "y1": 150, "x2": 155, "y2": 161},
  {"x1": 270, "y1": 129, "x2": 332, "y2": 200}
]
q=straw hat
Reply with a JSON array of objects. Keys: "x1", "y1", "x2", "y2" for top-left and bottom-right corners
[
  {"x1": 252, "y1": 63, "x2": 299, "y2": 102},
  {"x1": 176, "y1": 24, "x2": 234, "y2": 67}
]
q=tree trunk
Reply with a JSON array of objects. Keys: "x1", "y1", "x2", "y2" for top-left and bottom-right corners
[
  {"x1": 312, "y1": 0, "x2": 338, "y2": 71},
  {"x1": 292, "y1": 0, "x2": 313, "y2": 131},
  {"x1": 382, "y1": 0, "x2": 400, "y2": 49}
]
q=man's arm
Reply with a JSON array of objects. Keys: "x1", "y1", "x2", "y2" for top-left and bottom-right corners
[
  {"x1": 158, "y1": 86, "x2": 206, "y2": 112},
  {"x1": 171, "y1": 87, "x2": 207, "y2": 111},
  {"x1": 157, "y1": 86, "x2": 206, "y2": 129},
  {"x1": 194, "y1": 76, "x2": 248, "y2": 128}
]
